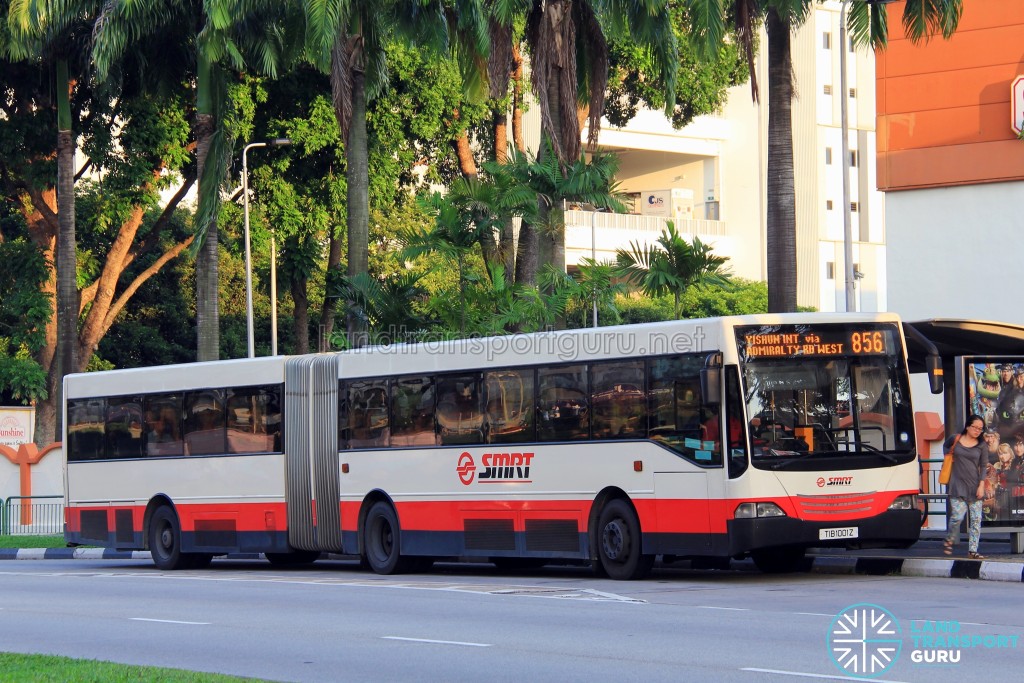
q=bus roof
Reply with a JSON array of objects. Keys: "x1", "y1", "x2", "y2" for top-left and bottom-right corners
[{"x1": 63, "y1": 312, "x2": 903, "y2": 395}]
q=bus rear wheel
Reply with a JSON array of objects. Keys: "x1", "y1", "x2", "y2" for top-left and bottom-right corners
[
  {"x1": 595, "y1": 499, "x2": 654, "y2": 580},
  {"x1": 363, "y1": 501, "x2": 411, "y2": 575},
  {"x1": 149, "y1": 506, "x2": 193, "y2": 570}
]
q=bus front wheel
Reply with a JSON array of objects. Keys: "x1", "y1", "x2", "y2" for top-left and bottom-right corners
[
  {"x1": 149, "y1": 507, "x2": 191, "y2": 570},
  {"x1": 595, "y1": 499, "x2": 654, "y2": 580},
  {"x1": 363, "y1": 501, "x2": 410, "y2": 575}
]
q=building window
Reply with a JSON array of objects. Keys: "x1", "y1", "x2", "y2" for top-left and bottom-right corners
[
  {"x1": 849, "y1": 150, "x2": 858, "y2": 167},
  {"x1": 825, "y1": 147, "x2": 833, "y2": 165},
  {"x1": 850, "y1": 202, "x2": 859, "y2": 213},
  {"x1": 849, "y1": 88, "x2": 857, "y2": 99},
  {"x1": 823, "y1": 84, "x2": 833, "y2": 95},
  {"x1": 826, "y1": 262, "x2": 835, "y2": 280},
  {"x1": 826, "y1": 200, "x2": 834, "y2": 210},
  {"x1": 823, "y1": 32, "x2": 832, "y2": 49}
]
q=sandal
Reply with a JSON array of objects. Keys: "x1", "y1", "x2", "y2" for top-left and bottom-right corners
[
  {"x1": 943, "y1": 540, "x2": 953, "y2": 556},
  {"x1": 968, "y1": 552, "x2": 986, "y2": 560}
]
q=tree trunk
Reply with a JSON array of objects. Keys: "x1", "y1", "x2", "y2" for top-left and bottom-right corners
[
  {"x1": 511, "y1": 45, "x2": 526, "y2": 154},
  {"x1": 54, "y1": 61, "x2": 77, "y2": 443},
  {"x1": 195, "y1": 108, "x2": 220, "y2": 360},
  {"x1": 318, "y1": 226, "x2": 344, "y2": 352},
  {"x1": 346, "y1": 69, "x2": 370, "y2": 349},
  {"x1": 453, "y1": 132, "x2": 478, "y2": 180},
  {"x1": 291, "y1": 276, "x2": 310, "y2": 355},
  {"x1": 766, "y1": 9, "x2": 798, "y2": 313},
  {"x1": 514, "y1": 221, "x2": 538, "y2": 288},
  {"x1": 493, "y1": 111, "x2": 508, "y2": 164}
]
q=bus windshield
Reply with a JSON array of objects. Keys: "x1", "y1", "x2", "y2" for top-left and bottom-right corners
[{"x1": 736, "y1": 324, "x2": 914, "y2": 467}]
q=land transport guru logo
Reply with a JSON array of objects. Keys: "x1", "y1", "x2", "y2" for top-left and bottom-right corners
[
  {"x1": 827, "y1": 603, "x2": 902, "y2": 677},
  {"x1": 456, "y1": 451, "x2": 534, "y2": 485},
  {"x1": 827, "y1": 602, "x2": 1020, "y2": 677}
]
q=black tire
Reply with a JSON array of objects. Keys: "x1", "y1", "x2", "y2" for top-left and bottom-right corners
[
  {"x1": 595, "y1": 499, "x2": 654, "y2": 580},
  {"x1": 751, "y1": 547, "x2": 807, "y2": 574},
  {"x1": 266, "y1": 550, "x2": 321, "y2": 567},
  {"x1": 149, "y1": 506, "x2": 191, "y2": 570},
  {"x1": 362, "y1": 501, "x2": 411, "y2": 575}
]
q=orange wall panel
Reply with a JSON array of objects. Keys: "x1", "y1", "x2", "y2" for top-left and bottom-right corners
[{"x1": 875, "y1": 1, "x2": 1024, "y2": 190}]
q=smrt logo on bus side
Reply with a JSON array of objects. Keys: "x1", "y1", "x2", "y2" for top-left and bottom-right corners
[
  {"x1": 816, "y1": 476, "x2": 854, "y2": 488},
  {"x1": 457, "y1": 451, "x2": 534, "y2": 486}
]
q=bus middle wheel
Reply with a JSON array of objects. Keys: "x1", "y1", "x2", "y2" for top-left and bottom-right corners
[{"x1": 362, "y1": 501, "x2": 411, "y2": 575}]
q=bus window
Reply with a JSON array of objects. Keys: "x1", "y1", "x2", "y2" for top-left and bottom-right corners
[
  {"x1": 347, "y1": 380, "x2": 389, "y2": 448},
  {"x1": 144, "y1": 395, "x2": 184, "y2": 457},
  {"x1": 725, "y1": 368, "x2": 748, "y2": 478},
  {"x1": 647, "y1": 355, "x2": 719, "y2": 464},
  {"x1": 184, "y1": 390, "x2": 226, "y2": 455},
  {"x1": 436, "y1": 373, "x2": 484, "y2": 445},
  {"x1": 68, "y1": 399, "x2": 106, "y2": 461},
  {"x1": 591, "y1": 361, "x2": 645, "y2": 440},
  {"x1": 106, "y1": 397, "x2": 144, "y2": 459},
  {"x1": 226, "y1": 385, "x2": 282, "y2": 454},
  {"x1": 484, "y1": 369, "x2": 535, "y2": 444},
  {"x1": 391, "y1": 376, "x2": 437, "y2": 447},
  {"x1": 538, "y1": 365, "x2": 589, "y2": 441}
]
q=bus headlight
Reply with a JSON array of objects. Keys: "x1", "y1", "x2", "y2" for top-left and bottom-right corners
[
  {"x1": 734, "y1": 502, "x2": 787, "y2": 519},
  {"x1": 888, "y1": 494, "x2": 917, "y2": 511}
]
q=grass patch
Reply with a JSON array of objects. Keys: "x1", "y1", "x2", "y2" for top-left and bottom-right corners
[
  {"x1": 0, "y1": 535, "x2": 68, "y2": 549},
  {"x1": 0, "y1": 653, "x2": 274, "y2": 682}
]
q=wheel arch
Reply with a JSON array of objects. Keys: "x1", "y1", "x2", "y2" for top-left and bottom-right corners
[
  {"x1": 143, "y1": 494, "x2": 176, "y2": 550},
  {"x1": 357, "y1": 489, "x2": 397, "y2": 556}
]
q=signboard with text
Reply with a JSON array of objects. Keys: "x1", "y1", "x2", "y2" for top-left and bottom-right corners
[{"x1": 0, "y1": 407, "x2": 34, "y2": 447}]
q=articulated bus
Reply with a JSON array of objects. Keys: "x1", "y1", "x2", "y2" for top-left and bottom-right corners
[{"x1": 63, "y1": 313, "x2": 932, "y2": 579}]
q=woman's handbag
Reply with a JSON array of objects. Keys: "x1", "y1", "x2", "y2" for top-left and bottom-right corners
[{"x1": 938, "y1": 435, "x2": 960, "y2": 485}]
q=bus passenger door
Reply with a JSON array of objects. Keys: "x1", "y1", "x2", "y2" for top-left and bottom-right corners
[
  {"x1": 284, "y1": 355, "x2": 342, "y2": 552},
  {"x1": 652, "y1": 472, "x2": 712, "y2": 554}
]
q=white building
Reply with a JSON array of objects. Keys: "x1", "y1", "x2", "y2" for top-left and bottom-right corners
[{"x1": 560, "y1": 2, "x2": 885, "y2": 312}]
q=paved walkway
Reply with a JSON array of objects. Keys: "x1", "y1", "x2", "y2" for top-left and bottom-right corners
[{"x1": 2, "y1": 531, "x2": 1022, "y2": 583}]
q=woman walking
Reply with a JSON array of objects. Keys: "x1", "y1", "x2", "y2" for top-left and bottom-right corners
[{"x1": 943, "y1": 414, "x2": 990, "y2": 559}]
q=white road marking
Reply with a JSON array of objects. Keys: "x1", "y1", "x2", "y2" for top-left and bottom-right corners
[
  {"x1": 131, "y1": 617, "x2": 210, "y2": 625},
  {"x1": 382, "y1": 636, "x2": 491, "y2": 648},
  {"x1": 696, "y1": 605, "x2": 749, "y2": 611},
  {"x1": 742, "y1": 667, "x2": 910, "y2": 683},
  {"x1": 796, "y1": 612, "x2": 835, "y2": 617}
]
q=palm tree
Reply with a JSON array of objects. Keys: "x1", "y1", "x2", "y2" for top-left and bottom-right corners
[
  {"x1": 615, "y1": 222, "x2": 733, "y2": 320},
  {"x1": 7, "y1": 1, "x2": 106, "y2": 439},
  {"x1": 688, "y1": 0, "x2": 962, "y2": 312},
  {"x1": 92, "y1": 0, "x2": 301, "y2": 360},
  {"x1": 304, "y1": 0, "x2": 487, "y2": 347}
]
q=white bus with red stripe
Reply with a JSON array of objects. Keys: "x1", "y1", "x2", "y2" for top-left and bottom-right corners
[{"x1": 64, "y1": 313, "x2": 926, "y2": 578}]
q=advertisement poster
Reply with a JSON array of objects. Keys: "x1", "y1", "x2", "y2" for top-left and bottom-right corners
[
  {"x1": 962, "y1": 357, "x2": 1024, "y2": 523},
  {"x1": 0, "y1": 406, "x2": 34, "y2": 447}
]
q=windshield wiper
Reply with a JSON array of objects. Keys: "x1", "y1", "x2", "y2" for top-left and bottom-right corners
[
  {"x1": 857, "y1": 441, "x2": 898, "y2": 463},
  {"x1": 769, "y1": 450, "x2": 817, "y2": 470}
]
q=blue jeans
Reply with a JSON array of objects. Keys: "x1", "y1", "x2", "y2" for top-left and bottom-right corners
[{"x1": 945, "y1": 496, "x2": 982, "y2": 553}]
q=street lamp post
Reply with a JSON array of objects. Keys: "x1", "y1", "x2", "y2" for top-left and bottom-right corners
[
  {"x1": 840, "y1": 0, "x2": 856, "y2": 313},
  {"x1": 241, "y1": 138, "x2": 291, "y2": 358}
]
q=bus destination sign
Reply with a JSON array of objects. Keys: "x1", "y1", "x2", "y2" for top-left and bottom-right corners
[{"x1": 736, "y1": 325, "x2": 895, "y2": 360}]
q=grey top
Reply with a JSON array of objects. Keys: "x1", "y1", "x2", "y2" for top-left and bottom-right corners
[{"x1": 943, "y1": 435, "x2": 988, "y2": 499}]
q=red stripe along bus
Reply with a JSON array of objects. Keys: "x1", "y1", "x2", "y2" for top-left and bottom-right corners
[{"x1": 63, "y1": 313, "x2": 932, "y2": 578}]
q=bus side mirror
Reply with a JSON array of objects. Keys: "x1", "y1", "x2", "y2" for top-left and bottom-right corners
[
  {"x1": 700, "y1": 368, "x2": 721, "y2": 405},
  {"x1": 926, "y1": 355, "x2": 943, "y2": 394}
]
